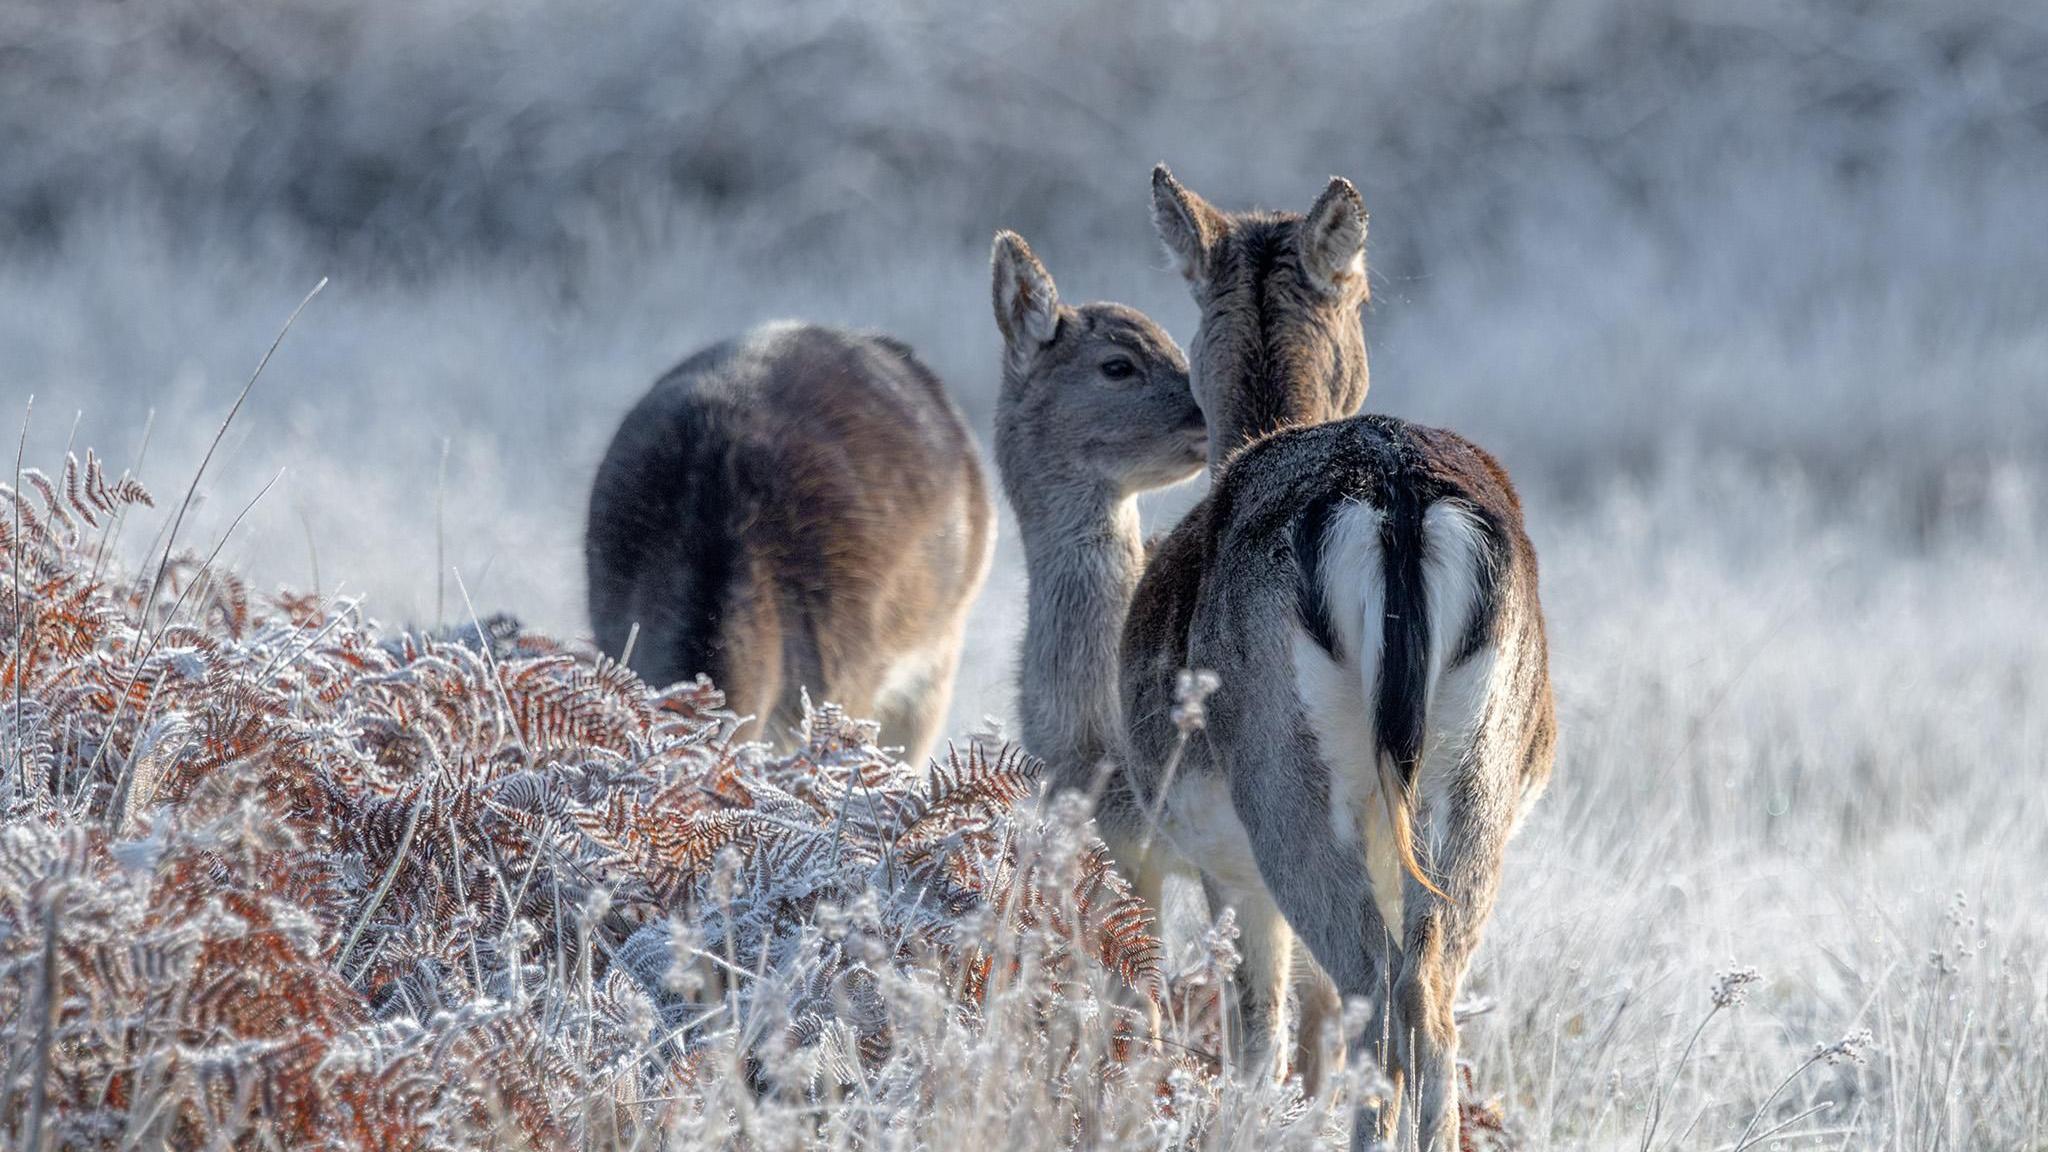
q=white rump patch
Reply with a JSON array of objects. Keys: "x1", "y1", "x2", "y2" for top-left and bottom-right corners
[
  {"x1": 1291, "y1": 500, "x2": 1407, "y2": 933},
  {"x1": 1415, "y1": 502, "x2": 1501, "y2": 852},
  {"x1": 1419, "y1": 502, "x2": 1492, "y2": 685},
  {"x1": 1287, "y1": 499, "x2": 1506, "y2": 933}
]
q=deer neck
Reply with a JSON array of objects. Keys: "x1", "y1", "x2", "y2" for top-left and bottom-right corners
[
  {"x1": 1010, "y1": 476, "x2": 1145, "y2": 782},
  {"x1": 1206, "y1": 319, "x2": 1368, "y2": 472}
]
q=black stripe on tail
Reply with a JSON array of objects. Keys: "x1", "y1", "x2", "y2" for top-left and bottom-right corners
[
  {"x1": 1289, "y1": 428, "x2": 1450, "y2": 906},
  {"x1": 1373, "y1": 456, "x2": 1453, "y2": 903},
  {"x1": 1287, "y1": 457, "x2": 1432, "y2": 782},
  {"x1": 1375, "y1": 471, "x2": 1430, "y2": 794}
]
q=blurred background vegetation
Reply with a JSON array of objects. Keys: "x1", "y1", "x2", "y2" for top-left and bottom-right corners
[{"x1": 6, "y1": 0, "x2": 2043, "y2": 525}]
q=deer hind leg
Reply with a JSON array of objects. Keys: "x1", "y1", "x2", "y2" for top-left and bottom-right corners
[
  {"x1": 1382, "y1": 852, "x2": 1507, "y2": 1152},
  {"x1": 1392, "y1": 711, "x2": 1516, "y2": 1148},
  {"x1": 1352, "y1": 737, "x2": 1508, "y2": 1147},
  {"x1": 870, "y1": 638, "x2": 961, "y2": 768},
  {"x1": 1194, "y1": 601, "x2": 1405, "y2": 1129}
]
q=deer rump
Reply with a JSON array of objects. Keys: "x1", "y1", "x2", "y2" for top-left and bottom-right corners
[
  {"x1": 1177, "y1": 415, "x2": 1518, "y2": 943},
  {"x1": 584, "y1": 323, "x2": 991, "y2": 757}
]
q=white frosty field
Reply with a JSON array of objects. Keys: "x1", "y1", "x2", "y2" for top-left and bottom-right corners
[{"x1": 5, "y1": 284, "x2": 2038, "y2": 1150}]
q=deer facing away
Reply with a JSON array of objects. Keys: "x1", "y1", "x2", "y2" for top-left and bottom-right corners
[
  {"x1": 585, "y1": 322, "x2": 996, "y2": 766},
  {"x1": 1120, "y1": 168, "x2": 1557, "y2": 1150}
]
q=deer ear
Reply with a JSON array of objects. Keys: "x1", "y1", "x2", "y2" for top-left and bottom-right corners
[
  {"x1": 1151, "y1": 164, "x2": 1226, "y2": 287},
  {"x1": 991, "y1": 231, "x2": 1060, "y2": 362},
  {"x1": 1300, "y1": 176, "x2": 1368, "y2": 298}
]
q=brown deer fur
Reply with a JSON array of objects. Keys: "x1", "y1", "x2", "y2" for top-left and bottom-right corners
[
  {"x1": 1122, "y1": 168, "x2": 1556, "y2": 1149},
  {"x1": 586, "y1": 323, "x2": 995, "y2": 765}
]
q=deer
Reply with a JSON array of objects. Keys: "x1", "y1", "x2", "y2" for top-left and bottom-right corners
[
  {"x1": 1118, "y1": 167, "x2": 1557, "y2": 1150},
  {"x1": 987, "y1": 230, "x2": 1206, "y2": 841},
  {"x1": 586, "y1": 321, "x2": 996, "y2": 768},
  {"x1": 986, "y1": 229, "x2": 1209, "y2": 1041}
]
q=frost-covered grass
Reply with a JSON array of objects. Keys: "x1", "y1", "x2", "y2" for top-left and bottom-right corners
[
  {"x1": 1472, "y1": 466, "x2": 2048, "y2": 1148},
  {"x1": 4, "y1": 436, "x2": 2043, "y2": 1152}
]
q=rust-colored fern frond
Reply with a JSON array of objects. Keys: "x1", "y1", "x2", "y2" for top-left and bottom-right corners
[{"x1": 0, "y1": 441, "x2": 1200, "y2": 1150}]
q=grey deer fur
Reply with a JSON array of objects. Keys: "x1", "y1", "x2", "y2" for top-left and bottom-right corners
[
  {"x1": 586, "y1": 322, "x2": 995, "y2": 766},
  {"x1": 1122, "y1": 167, "x2": 1557, "y2": 1150},
  {"x1": 987, "y1": 229, "x2": 1214, "y2": 1062},
  {"x1": 989, "y1": 230, "x2": 1207, "y2": 830}
]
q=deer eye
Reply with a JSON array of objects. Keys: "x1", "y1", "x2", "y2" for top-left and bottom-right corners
[{"x1": 1100, "y1": 356, "x2": 1137, "y2": 381}]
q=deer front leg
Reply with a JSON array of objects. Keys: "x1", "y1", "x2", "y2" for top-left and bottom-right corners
[
  {"x1": 1202, "y1": 876, "x2": 1296, "y2": 1084},
  {"x1": 1100, "y1": 825, "x2": 1178, "y2": 1052},
  {"x1": 1291, "y1": 962, "x2": 1344, "y2": 1097}
]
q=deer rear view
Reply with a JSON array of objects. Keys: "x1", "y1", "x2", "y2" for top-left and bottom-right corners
[
  {"x1": 1124, "y1": 168, "x2": 1556, "y2": 1150},
  {"x1": 586, "y1": 322, "x2": 995, "y2": 765}
]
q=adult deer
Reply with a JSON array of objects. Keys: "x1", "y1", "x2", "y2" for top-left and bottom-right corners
[
  {"x1": 586, "y1": 322, "x2": 995, "y2": 766},
  {"x1": 1123, "y1": 168, "x2": 1556, "y2": 1149}
]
